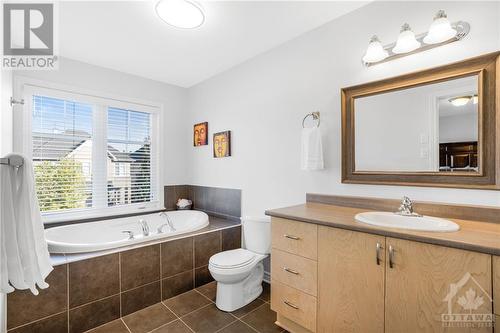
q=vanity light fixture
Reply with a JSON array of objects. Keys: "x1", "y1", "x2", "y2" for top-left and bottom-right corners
[
  {"x1": 362, "y1": 10, "x2": 469, "y2": 66},
  {"x1": 155, "y1": 0, "x2": 205, "y2": 29},
  {"x1": 423, "y1": 10, "x2": 457, "y2": 44},
  {"x1": 362, "y1": 36, "x2": 389, "y2": 64},
  {"x1": 392, "y1": 23, "x2": 421, "y2": 54}
]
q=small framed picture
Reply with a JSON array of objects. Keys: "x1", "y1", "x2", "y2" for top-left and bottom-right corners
[
  {"x1": 193, "y1": 122, "x2": 208, "y2": 146},
  {"x1": 213, "y1": 131, "x2": 231, "y2": 158}
]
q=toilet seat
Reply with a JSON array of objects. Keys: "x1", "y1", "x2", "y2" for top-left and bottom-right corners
[{"x1": 209, "y1": 248, "x2": 256, "y2": 269}]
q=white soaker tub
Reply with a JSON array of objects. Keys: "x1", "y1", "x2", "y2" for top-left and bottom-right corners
[{"x1": 45, "y1": 210, "x2": 209, "y2": 253}]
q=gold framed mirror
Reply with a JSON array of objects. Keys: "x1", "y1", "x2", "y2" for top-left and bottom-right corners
[{"x1": 341, "y1": 52, "x2": 500, "y2": 189}]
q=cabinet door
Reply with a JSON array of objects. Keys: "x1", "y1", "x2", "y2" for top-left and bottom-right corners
[
  {"x1": 385, "y1": 238, "x2": 492, "y2": 333},
  {"x1": 317, "y1": 227, "x2": 385, "y2": 333}
]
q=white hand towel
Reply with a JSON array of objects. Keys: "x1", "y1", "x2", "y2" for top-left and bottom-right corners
[
  {"x1": 0, "y1": 154, "x2": 53, "y2": 295},
  {"x1": 301, "y1": 127, "x2": 324, "y2": 170}
]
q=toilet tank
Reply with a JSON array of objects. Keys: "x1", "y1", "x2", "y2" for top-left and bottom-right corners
[{"x1": 242, "y1": 216, "x2": 271, "y2": 255}]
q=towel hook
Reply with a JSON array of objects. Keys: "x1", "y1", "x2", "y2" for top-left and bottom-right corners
[{"x1": 302, "y1": 111, "x2": 320, "y2": 128}]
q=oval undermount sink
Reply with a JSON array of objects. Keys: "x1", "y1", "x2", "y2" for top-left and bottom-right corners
[{"x1": 355, "y1": 211, "x2": 460, "y2": 232}]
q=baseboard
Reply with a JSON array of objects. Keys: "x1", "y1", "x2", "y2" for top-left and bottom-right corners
[{"x1": 263, "y1": 270, "x2": 271, "y2": 284}]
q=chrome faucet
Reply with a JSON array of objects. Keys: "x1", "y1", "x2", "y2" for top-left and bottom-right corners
[
  {"x1": 139, "y1": 219, "x2": 150, "y2": 236},
  {"x1": 395, "y1": 196, "x2": 422, "y2": 217},
  {"x1": 158, "y1": 212, "x2": 176, "y2": 233}
]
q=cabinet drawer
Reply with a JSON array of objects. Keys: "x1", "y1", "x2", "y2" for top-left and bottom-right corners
[
  {"x1": 271, "y1": 249, "x2": 317, "y2": 296},
  {"x1": 271, "y1": 218, "x2": 317, "y2": 260},
  {"x1": 271, "y1": 280, "x2": 317, "y2": 332},
  {"x1": 494, "y1": 256, "x2": 500, "y2": 315}
]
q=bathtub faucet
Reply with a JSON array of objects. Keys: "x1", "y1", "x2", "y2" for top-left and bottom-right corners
[
  {"x1": 158, "y1": 212, "x2": 176, "y2": 233},
  {"x1": 139, "y1": 219, "x2": 150, "y2": 236}
]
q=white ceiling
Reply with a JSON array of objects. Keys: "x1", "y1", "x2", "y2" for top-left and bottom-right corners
[{"x1": 59, "y1": 1, "x2": 369, "y2": 88}]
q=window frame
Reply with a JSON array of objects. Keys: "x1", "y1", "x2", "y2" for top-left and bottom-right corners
[{"x1": 14, "y1": 77, "x2": 164, "y2": 224}]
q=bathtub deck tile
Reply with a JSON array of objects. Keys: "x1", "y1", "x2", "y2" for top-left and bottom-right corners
[
  {"x1": 161, "y1": 270, "x2": 194, "y2": 300},
  {"x1": 121, "y1": 281, "x2": 161, "y2": 316},
  {"x1": 69, "y1": 295, "x2": 121, "y2": 333},
  {"x1": 69, "y1": 253, "x2": 120, "y2": 308},
  {"x1": 7, "y1": 265, "x2": 68, "y2": 329},
  {"x1": 121, "y1": 244, "x2": 161, "y2": 291},
  {"x1": 161, "y1": 237, "x2": 194, "y2": 278}
]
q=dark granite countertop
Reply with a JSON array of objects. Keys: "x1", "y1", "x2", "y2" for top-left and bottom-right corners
[{"x1": 266, "y1": 202, "x2": 500, "y2": 256}]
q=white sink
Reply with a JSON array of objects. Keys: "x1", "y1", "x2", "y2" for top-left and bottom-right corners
[{"x1": 355, "y1": 211, "x2": 460, "y2": 232}]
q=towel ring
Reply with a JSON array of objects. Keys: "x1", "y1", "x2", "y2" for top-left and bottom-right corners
[{"x1": 302, "y1": 111, "x2": 320, "y2": 128}]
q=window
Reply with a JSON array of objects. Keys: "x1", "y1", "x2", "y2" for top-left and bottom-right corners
[
  {"x1": 32, "y1": 96, "x2": 93, "y2": 212},
  {"x1": 22, "y1": 83, "x2": 162, "y2": 223}
]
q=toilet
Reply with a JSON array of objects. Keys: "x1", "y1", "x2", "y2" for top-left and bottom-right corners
[{"x1": 208, "y1": 216, "x2": 270, "y2": 312}]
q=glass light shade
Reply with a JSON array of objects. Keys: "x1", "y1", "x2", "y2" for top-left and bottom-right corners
[
  {"x1": 472, "y1": 95, "x2": 478, "y2": 104},
  {"x1": 449, "y1": 96, "x2": 471, "y2": 107},
  {"x1": 392, "y1": 24, "x2": 421, "y2": 54},
  {"x1": 423, "y1": 10, "x2": 457, "y2": 44},
  {"x1": 155, "y1": 0, "x2": 205, "y2": 29},
  {"x1": 362, "y1": 36, "x2": 389, "y2": 64}
]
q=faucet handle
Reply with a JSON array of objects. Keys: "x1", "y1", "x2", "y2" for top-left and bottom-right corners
[
  {"x1": 122, "y1": 230, "x2": 134, "y2": 239},
  {"x1": 401, "y1": 196, "x2": 412, "y2": 206}
]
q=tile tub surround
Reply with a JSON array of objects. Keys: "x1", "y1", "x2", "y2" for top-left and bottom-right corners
[
  {"x1": 164, "y1": 185, "x2": 241, "y2": 220},
  {"x1": 6, "y1": 225, "x2": 242, "y2": 333}
]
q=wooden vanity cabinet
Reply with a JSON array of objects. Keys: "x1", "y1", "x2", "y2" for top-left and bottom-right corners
[
  {"x1": 317, "y1": 227, "x2": 385, "y2": 333},
  {"x1": 271, "y1": 217, "x2": 495, "y2": 333},
  {"x1": 385, "y1": 238, "x2": 492, "y2": 333}
]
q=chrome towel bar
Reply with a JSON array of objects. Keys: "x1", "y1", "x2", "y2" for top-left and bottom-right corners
[{"x1": 0, "y1": 156, "x2": 24, "y2": 167}]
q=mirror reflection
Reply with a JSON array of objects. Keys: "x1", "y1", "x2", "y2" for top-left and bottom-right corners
[{"x1": 354, "y1": 75, "x2": 478, "y2": 173}]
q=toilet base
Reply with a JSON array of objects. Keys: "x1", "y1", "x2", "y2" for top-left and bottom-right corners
[{"x1": 214, "y1": 262, "x2": 264, "y2": 312}]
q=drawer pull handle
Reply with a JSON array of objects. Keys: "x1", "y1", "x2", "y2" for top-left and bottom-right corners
[
  {"x1": 283, "y1": 300, "x2": 299, "y2": 309},
  {"x1": 284, "y1": 234, "x2": 300, "y2": 240},
  {"x1": 376, "y1": 242, "x2": 383, "y2": 266},
  {"x1": 388, "y1": 245, "x2": 395, "y2": 269},
  {"x1": 283, "y1": 267, "x2": 299, "y2": 275}
]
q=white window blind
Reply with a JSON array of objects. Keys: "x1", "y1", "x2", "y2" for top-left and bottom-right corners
[
  {"x1": 107, "y1": 107, "x2": 153, "y2": 207},
  {"x1": 28, "y1": 88, "x2": 161, "y2": 222},
  {"x1": 32, "y1": 95, "x2": 94, "y2": 212}
]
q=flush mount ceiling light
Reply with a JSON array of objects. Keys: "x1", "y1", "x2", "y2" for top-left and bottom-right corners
[
  {"x1": 362, "y1": 36, "x2": 389, "y2": 64},
  {"x1": 423, "y1": 10, "x2": 457, "y2": 44},
  {"x1": 155, "y1": 0, "x2": 205, "y2": 29},
  {"x1": 449, "y1": 95, "x2": 475, "y2": 107},
  {"x1": 392, "y1": 24, "x2": 421, "y2": 54},
  {"x1": 362, "y1": 10, "x2": 469, "y2": 67}
]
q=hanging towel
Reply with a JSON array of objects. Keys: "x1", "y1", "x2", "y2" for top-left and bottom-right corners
[
  {"x1": 0, "y1": 154, "x2": 53, "y2": 295},
  {"x1": 301, "y1": 127, "x2": 324, "y2": 171}
]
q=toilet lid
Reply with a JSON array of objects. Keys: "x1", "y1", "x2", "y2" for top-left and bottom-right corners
[{"x1": 210, "y1": 249, "x2": 256, "y2": 269}]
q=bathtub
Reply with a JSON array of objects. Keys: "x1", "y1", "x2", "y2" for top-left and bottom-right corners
[{"x1": 45, "y1": 210, "x2": 209, "y2": 253}]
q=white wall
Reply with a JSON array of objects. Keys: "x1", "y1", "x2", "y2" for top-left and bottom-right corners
[
  {"x1": 186, "y1": 1, "x2": 500, "y2": 216},
  {"x1": 12, "y1": 57, "x2": 189, "y2": 185},
  {"x1": 355, "y1": 88, "x2": 434, "y2": 172},
  {"x1": 440, "y1": 113, "x2": 478, "y2": 143}
]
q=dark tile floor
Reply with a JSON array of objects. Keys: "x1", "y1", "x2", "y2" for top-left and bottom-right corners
[{"x1": 85, "y1": 282, "x2": 286, "y2": 333}]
